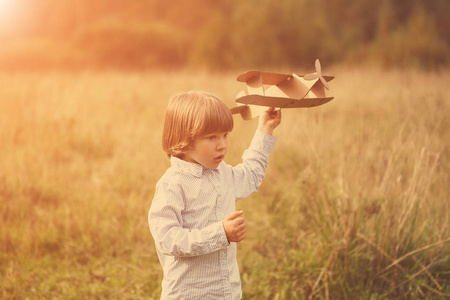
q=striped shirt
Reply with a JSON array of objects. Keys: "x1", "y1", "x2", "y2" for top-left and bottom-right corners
[{"x1": 148, "y1": 130, "x2": 277, "y2": 299}]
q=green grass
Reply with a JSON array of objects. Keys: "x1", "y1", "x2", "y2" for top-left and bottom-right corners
[{"x1": 0, "y1": 68, "x2": 449, "y2": 299}]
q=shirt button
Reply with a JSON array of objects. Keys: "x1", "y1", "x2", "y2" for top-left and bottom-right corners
[
  {"x1": 217, "y1": 197, "x2": 222, "y2": 202},
  {"x1": 218, "y1": 243, "x2": 222, "y2": 248},
  {"x1": 224, "y1": 280, "x2": 229, "y2": 285},
  {"x1": 221, "y1": 252, "x2": 226, "y2": 257}
]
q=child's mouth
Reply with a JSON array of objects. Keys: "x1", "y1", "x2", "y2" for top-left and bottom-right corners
[{"x1": 214, "y1": 155, "x2": 224, "y2": 162}]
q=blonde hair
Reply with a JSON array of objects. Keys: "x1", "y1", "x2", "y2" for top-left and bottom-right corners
[{"x1": 162, "y1": 91, "x2": 233, "y2": 158}]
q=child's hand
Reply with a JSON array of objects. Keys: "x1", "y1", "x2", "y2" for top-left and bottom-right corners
[
  {"x1": 223, "y1": 210, "x2": 246, "y2": 243},
  {"x1": 258, "y1": 107, "x2": 282, "y2": 135}
]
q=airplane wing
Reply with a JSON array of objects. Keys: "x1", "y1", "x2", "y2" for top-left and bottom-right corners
[
  {"x1": 236, "y1": 94, "x2": 334, "y2": 108},
  {"x1": 285, "y1": 97, "x2": 334, "y2": 108},
  {"x1": 237, "y1": 71, "x2": 292, "y2": 85}
]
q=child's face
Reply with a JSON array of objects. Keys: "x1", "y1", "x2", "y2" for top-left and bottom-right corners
[{"x1": 183, "y1": 131, "x2": 229, "y2": 169}]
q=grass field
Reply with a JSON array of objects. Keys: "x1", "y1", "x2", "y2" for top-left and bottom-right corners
[{"x1": 0, "y1": 68, "x2": 449, "y2": 299}]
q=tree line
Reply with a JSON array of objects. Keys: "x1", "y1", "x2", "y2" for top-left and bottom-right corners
[{"x1": 0, "y1": 0, "x2": 448, "y2": 70}]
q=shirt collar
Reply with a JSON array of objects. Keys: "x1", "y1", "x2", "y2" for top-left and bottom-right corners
[{"x1": 170, "y1": 156, "x2": 205, "y2": 178}]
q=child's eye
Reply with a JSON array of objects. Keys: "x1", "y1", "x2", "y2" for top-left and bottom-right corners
[
  {"x1": 208, "y1": 136, "x2": 216, "y2": 140},
  {"x1": 224, "y1": 133, "x2": 229, "y2": 139}
]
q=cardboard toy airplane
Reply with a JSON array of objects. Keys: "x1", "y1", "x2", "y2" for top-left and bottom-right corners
[{"x1": 230, "y1": 59, "x2": 335, "y2": 120}]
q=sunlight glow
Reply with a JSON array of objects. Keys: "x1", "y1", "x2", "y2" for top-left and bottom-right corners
[
  {"x1": 0, "y1": 0, "x2": 12, "y2": 11},
  {"x1": 0, "y1": 0, "x2": 21, "y2": 37},
  {"x1": 0, "y1": 0, "x2": 14, "y2": 21}
]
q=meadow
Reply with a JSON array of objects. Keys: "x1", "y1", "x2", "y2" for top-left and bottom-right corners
[{"x1": 0, "y1": 68, "x2": 449, "y2": 299}]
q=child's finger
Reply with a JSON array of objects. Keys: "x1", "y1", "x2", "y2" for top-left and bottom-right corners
[
  {"x1": 233, "y1": 217, "x2": 245, "y2": 225},
  {"x1": 224, "y1": 210, "x2": 243, "y2": 221},
  {"x1": 265, "y1": 107, "x2": 274, "y2": 113}
]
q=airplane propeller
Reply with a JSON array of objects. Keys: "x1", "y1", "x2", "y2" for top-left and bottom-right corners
[{"x1": 304, "y1": 59, "x2": 330, "y2": 90}]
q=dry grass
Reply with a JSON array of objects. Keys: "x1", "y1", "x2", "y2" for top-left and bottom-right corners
[{"x1": 0, "y1": 68, "x2": 449, "y2": 299}]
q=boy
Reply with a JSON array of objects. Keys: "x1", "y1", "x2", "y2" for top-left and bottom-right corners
[{"x1": 148, "y1": 90, "x2": 281, "y2": 299}]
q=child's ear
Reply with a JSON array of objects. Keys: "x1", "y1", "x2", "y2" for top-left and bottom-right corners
[
  {"x1": 186, "y1": 142, "x2": 194, "y2": 150},
  {"x1": 179, "y1": 145, "x2": 191, "y2": 156}
]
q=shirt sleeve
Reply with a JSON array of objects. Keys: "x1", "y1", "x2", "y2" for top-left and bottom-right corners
[
  {"x1": 232, "y1": 130, "x2": 277, "y2": 199},
  {"x1": 148, "y1": 180, "x2": 229, "y2": 257}
]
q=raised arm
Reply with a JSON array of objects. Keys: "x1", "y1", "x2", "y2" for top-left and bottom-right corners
[{"x1": 229, "y1": 107, "x2": 282, "y2": 199}]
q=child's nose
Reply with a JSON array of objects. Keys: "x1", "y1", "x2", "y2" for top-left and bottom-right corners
[{"x1": 217, "y1": 138, "x2": 227, "y2": 149}]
